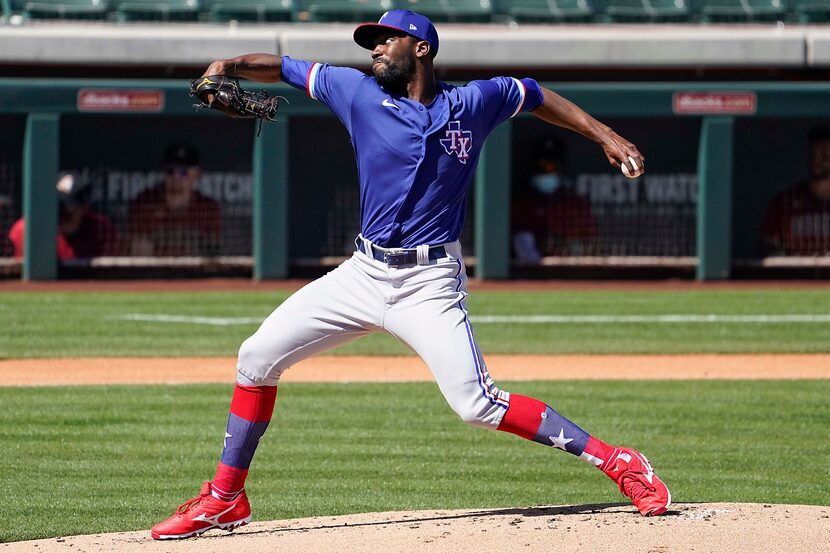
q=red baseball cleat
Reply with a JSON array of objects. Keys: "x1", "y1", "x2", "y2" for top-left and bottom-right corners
[
  {"x1": 604, "y1": 448, "x2": 671, "y2": 516},
  {"x1": 151, "y1": 482, "x2": 252, "y2": 540}
]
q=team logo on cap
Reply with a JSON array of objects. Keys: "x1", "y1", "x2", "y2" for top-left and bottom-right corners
[{"x1": 440, "y1": 121, "x2": 473, "y2": 164}]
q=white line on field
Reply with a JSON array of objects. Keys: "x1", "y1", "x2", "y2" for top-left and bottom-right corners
[
  {"x1": 473, "y1": 314, "x2": 830, "y2": 323},
  {"x1": 116, "y1": 313, "x2": 830, "y2": 326},
  {"x1": 119, "y1": 314, "x2": 265, "y2": 326}
]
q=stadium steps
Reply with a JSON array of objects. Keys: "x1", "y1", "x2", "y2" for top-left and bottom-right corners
[
  {"x1": 295, "y1": 0, "x2": 391, "y2": 22},
  {"x1": 3, "y1": 0, "x2": 825, "y2": 25},
  {"x1": 10, "y1": 0, "x2": 109, "y2": 19},
  {"x1": 395, "y1": 0, "x2": 493, "y2": 23},
  {"x1": 205, "y1": 0, "x2": 294, "y2": 22},
  {"x1": 603, "y1": 0, "x2": 694, "y2": 22},
  {"x1": 493, "y1": 0, "x2": 596, "y2": 23},
  {"x1": 115, "y1": 0, "x2": 200, "y2": 21},
  {"x1": 792, "y1": 0, "x2": 830, "y2": 22},
  {"x1": 699, "y1": 0, "x2": 787, "y2": 22}
]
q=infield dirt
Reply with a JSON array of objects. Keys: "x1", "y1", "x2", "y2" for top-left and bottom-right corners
[
  {"x1": 6, "y1": 503, "x2": 829, "y2": 553},
  {"x1": 2, "y1": 353, "x2": 830, "y2": 386}
]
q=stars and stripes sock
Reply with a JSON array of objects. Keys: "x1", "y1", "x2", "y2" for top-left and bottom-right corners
[
  {"x1": 210, "y1": 384, "x2": 278, "y2": 501},
  {"x1": 497, "y1": 394, "x2": 615, "y2": 468}
]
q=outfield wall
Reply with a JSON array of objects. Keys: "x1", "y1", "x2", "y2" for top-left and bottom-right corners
[
  {"x1": 2, "y1": 23, "x2": 829, "y2": 281},
  {"x1": 1, "y1": 79, "x2": 829, "y2": 281}
]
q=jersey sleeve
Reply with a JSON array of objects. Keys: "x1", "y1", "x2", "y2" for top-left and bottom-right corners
[
  {"x1": 280, "y1": 55, "x2": 368, "y2": 132},
  {"x1": 468, "y1": 76, "x2": 545, "y2": 130}
]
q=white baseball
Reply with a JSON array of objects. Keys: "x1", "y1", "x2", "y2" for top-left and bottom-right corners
[{"x1": 621, "y1": 155, "x2": 642, "y2": 179}]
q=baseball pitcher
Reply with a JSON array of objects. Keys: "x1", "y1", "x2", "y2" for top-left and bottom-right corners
[{"x1": 152, "y1": 10, "x2": 670, "y2": 540}]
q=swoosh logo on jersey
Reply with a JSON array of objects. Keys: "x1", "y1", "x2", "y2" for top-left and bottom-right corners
[{"x1": 382, "y1": 99, "x2": 400, "y2": 110}]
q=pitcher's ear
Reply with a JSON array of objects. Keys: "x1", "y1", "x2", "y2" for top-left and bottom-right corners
[{"x1": 415, "y1": 40, "x2": 432, "y2": 59}]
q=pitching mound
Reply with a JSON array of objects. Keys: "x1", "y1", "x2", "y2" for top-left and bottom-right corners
[{"x1": 9, "y1": 503, "x2": 828, "y2": 552}]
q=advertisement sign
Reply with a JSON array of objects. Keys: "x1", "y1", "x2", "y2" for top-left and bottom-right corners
[
  {"x1": 673, "y1": 92, "x2": 757, "y2": 115},
  {"x1": 77, "y1": 90, "x2": 165, "y2": 112}
]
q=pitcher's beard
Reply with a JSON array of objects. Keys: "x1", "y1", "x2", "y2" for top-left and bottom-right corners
[{"x1": 373, "y1": 58, "x2": 414, "y2": 91}]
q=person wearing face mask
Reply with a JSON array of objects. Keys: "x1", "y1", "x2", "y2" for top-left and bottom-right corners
[
  {"x1": 511, "y1": 135, "x2": 598, "y2": 264},
  {"x1": 127, "y1": 143, "x2": 221, "y2": 257},
  {"x1": 762, "y1": 126, "x2": 830, "y2": 256}
]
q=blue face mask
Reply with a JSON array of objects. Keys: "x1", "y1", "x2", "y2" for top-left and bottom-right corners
[{"x1": 531, "y1": 173, "x2": 561, "y2": 194}]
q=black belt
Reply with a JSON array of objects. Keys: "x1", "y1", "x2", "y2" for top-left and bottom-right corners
[{"x1": 355, "y1": 238, "x2": 447, "y2": 268}]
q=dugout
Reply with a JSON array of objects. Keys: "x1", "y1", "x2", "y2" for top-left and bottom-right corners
[{"x1": 1, "y1": 79, "x2": 829, "y2": 281}]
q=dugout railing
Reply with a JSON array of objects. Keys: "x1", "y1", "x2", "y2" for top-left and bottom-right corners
[{"x1": 1, "y1": 79, "x2": 829, "y2": 281}]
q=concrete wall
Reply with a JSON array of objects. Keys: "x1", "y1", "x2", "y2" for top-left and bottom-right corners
[{"x1": 2, "y1": 22, "x2": 830, "y2": 68}]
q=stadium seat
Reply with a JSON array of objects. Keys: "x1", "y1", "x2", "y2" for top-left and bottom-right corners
[
  {"x1": 115, "y1": 0, "x2": 200, "y2": 21},
  {"x1": 493, "y1": 0, "x2": 595, "y2": 23},
  {"x1": 395, "y1": 0, "x2": 493, "y2": 23},
  {"x1": 603, "y1": 0, "x2": 693, "y2": 22},
  {"x1": 700, "y1": 0, "x2": 787, "y2": 22},
  {"x1": 295, "y1": 0, "x2": 390, "y2": 22},
  {"x1": 206, "y1": 0, "x2": 294, "y2": 22},
  {"x1": 12, "y1": 0, "x2": 108, "y2": 19},
  {"x1": 792, "y1": 0, "x2": 830, "y2": 23}
]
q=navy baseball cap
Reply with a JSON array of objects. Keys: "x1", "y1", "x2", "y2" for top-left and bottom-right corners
[
  {"x1": 353, "y1": 10, "x2": 439, "y2": 56},
  {"x1": 162, "y1": 143, "x2": 200, "y2": 167},
  {"x1": 56, "y1": 172, "x2": 91, "y2": 207}
]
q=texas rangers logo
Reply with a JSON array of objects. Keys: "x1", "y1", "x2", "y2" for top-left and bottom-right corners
[{"x1": 440, "y1": 121, "x2": 473, "y2": 164}]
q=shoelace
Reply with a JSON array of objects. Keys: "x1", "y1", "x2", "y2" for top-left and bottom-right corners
[
  {"x1": 175, "y1": 493, "x2": 209, "y2": 515},
  {"x1": 620, "y1": 473, "x2": 656, "y2": 500}
]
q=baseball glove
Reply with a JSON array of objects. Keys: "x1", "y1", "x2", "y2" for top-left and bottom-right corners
[{"x1": 189, "y1": 75, "x2": 285, "y2": 126}]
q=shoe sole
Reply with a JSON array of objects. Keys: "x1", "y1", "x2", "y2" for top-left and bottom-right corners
[{"x1": 151, "y1": 515, "x2": 252, "y2": 540}]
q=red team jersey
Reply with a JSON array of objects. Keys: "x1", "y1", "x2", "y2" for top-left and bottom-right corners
[
  {"x1": 762, "y1": 181, "x2": 830, "y2": 256},
  {"x1": 511, "y1": 186, "x2": 598, "y2": 256},
  {"x1": 127, "y1": 186, "x2": 221, "y2": 256},
  {"x1": 9, "y1": 212, "x2": 117, "y2": 260}
]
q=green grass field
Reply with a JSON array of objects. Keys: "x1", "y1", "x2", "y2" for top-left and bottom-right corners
[
  {"x1": 0, "y1": 288, "x2": 828, "y2": 542},
  {"x1": 2, "y1": 288, "x2": 830, "y2": 357},
  {"x1": 1, "y1": 380, "x2": 828, "y2": 543}
]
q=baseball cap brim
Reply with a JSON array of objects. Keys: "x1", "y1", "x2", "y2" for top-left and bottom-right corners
[{"x1": 353, "y1": 23, "x2": 413, "y2": 51}]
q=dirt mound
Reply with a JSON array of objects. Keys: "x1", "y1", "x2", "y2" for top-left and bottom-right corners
[{"x1": 8, "y1": 503, "x2": 828, "y2": 552}]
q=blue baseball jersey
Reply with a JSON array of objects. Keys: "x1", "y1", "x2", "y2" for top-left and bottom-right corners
[{"x1": 280, "y1": 56, "x2": 544, "y2": 248}]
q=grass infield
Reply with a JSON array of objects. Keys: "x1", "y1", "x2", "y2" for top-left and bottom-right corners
[
  {"x1": 2, "y1": 288, "x2": 830, "y2": 358},
  {"x1": 1, "y1": 380, "x2": 828, "y2": 542}
]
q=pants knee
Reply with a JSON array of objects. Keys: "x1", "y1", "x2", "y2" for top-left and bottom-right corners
[
  {"x1": 447, "y1": 394, "x2": 503, "y2": 429},
  {"x1": 237, "y1": 335, "x2": 283, "y2": 386}
]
